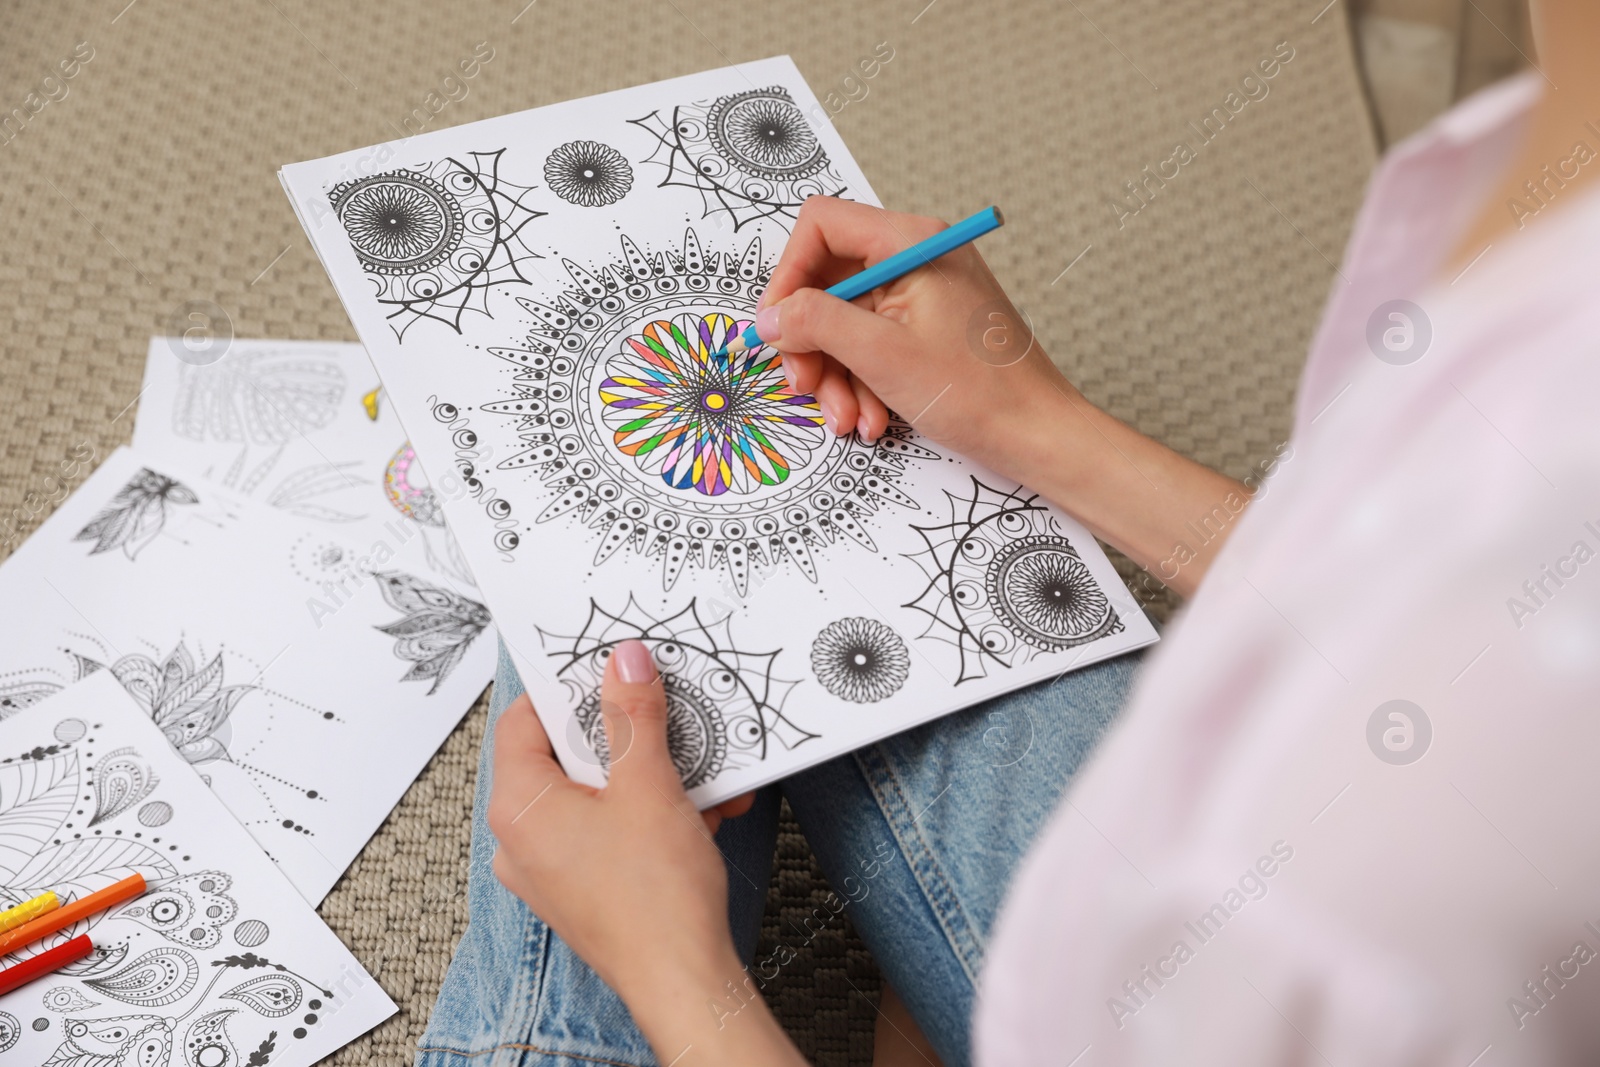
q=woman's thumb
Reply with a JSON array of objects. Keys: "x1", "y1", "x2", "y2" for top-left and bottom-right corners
[{"x1": 598, "y1": 640, "x2": 681, "y2": 791}]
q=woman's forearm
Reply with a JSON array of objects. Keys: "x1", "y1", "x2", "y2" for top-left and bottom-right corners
[{"x1": 1001, "y1": 377, "x2": 1251, "y2": 599}]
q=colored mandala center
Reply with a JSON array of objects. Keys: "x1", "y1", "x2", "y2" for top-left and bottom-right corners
[{"x1": 599, "y1": 312, "x2": 825, "y2": 497}]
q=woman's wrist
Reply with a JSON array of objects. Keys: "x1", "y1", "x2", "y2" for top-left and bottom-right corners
[
  {"x1": 983, "y1": 359, "x2": 1250, "y2": 599},
  {"x1": 621, "y1": 945, "x2": 807, "y2": 1067}
]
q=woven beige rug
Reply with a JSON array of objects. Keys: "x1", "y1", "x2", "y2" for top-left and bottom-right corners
[{"x1": 0, "y1": 0, "x2": 1375, "y2": 1061}]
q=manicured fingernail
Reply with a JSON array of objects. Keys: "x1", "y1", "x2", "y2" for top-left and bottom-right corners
[
  {"x1": 614, "y1": 639, "x2": 656, "y2": 684},
  {"x1": 754, "y1": 304, "x2": 781, "y2": 344},
  {"x1": 857, "y1": 416, "x2": 874, "y2": 441}
]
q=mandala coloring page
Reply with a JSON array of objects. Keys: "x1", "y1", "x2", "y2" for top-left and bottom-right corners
[
  {"x1": 0, "y1": 670, "x2": 395, "y2": 1066},
  {"x1": 282, "y1": 57, "x2": 1158, "y2": 806},
  {"x1": 0, "y1": 447, "x2": 495, "y2": 903}
]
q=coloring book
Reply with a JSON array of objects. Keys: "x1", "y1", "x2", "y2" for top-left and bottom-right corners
[
  {"x1": 0, "y1": 447, "x2": 495, "y2": 903},
  {"x1": 281, "y1": 57, "x2": 1158, "y2": 806},
  {"x1": 0, "y1": 669, "x2": 395, "y2": 1066}
]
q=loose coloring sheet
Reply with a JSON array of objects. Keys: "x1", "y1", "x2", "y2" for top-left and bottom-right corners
[
  {"x1": 0, "y1": 447, "x2": 496, "y2": 903},
  {"x1": 281, "y1": 57, "x2": 1158, "y2": 806},
  {"x1": 133, "y1": 337, "x2": 480, "y2": 590},
  {"x1": 0, "y1": 669, "x2": 396, "y2": 1065}
]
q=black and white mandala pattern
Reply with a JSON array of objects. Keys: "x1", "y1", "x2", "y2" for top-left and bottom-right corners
[
  {"x1": 906, "y1": 479, "x2": 1123, "y2": 684},
  {"x1": 329, "y1": 150, "x2": 545, "y2": 339},
  {"x1": 630, "y1": 86, "x2": 848, "y2": 231},
  {"x1": 543, "y1": 597, "x2": 814, "y2": 789},
  {"x1": 810, "y1": 618, "x2": 910, "y2": 704},
  {"x1": 543, "y1": 140, "x2": 633, "y2": 207},
  {"x1": 474, "y1": 228, "x2": 938, "y2": 593}
]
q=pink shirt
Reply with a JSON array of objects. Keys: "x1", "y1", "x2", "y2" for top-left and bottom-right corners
[{"x1": 978, "y1": 73, "x2": 1600, "y2": 1065}]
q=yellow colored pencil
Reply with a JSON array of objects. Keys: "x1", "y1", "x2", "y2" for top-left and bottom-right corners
[{"x1": 0, "y1": 891, "x2": 59, "y2": 935}]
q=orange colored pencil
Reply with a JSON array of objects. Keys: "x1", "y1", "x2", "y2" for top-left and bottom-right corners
[{"x1": 0, "y1": 874, "x2": 146, "y2": 957}]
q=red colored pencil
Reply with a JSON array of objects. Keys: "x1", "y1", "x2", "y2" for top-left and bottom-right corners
[{"x1": 0, "y1": 934, "x2": 93, "y2": 996}]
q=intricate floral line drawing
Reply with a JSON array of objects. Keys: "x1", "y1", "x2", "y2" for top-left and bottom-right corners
[
  {"x1": 373, "y1": 571, "x2": 492, "y2": 695},
  {"x1": 541, "y1": 598, "x2": 815, "y2": 788},
  {"x1": 75, "y1": 469, "x2": 199, "y2": 560},
  {"x1": 115, "y1": 871, "x2": 237, "y2": 949},
  {"x1": 477, "y1": 228, "x2": 938, "y2": 593},
  {"x1": 0, "y1": 749, "x2": 179, "y2": 926},
  {"x1": 4, "y1": 720, "x2": 345, "y2": 1066},
  {"x1": 42, "y1": 953, "x2": 332, "y2": 1065},
  {"x1": 172, "y1": 348, "x2": 346, "y2": 447},
  {"x1": 264, "y1": 461, "x2": 369, "y2": 524},
  {"x1": 110, "y1": 644, "x2": 254, "y2": 765},
  {"x1": 905, "y1": 479, "x2": 1123, "y2": 684},
  {"x1": 630, "y1": 86, "x2": 847, "y2": 230},
  {"x1": 18, "y1": 637, "x2": 327, "y2": 838},
  {"x1": 43, "y1": 987, "x2": 100, "y2": 1013},
  {"x1": 329, "y1": 150, "x2": 546, "y2": 339},
  {"x1": 89, "y1": 747, "x2": 159, "y2": 826},
  {"x1": 0, "y1": 676, "x2": 64, "y2": 720},
  {"x1": 185, "y1": 1009, "x2": 238, "y2": 1067},
  {"x1": 47, "y1": 1015, "x2": 175, "y2": 1066},
  {"x1": 84, "y1": 947, "x2": 199, "y2": 1007},
  {"x1": 810, "y1": 618, "x2": 910, "y2": 704},
  {"x1": 222, "y1": 973, "x2": 302, "y2": 1018},
  {"x1": 543, "y1": 140, "x2": 633, "y2": 207},
  {"x1": 64, "y1": 941, "x2": 128, "y2": 978}
]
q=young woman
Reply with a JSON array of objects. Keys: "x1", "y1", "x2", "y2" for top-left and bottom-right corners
[{"x1": 418, "y1": 3, "x2": 1600, "y2": 1063}]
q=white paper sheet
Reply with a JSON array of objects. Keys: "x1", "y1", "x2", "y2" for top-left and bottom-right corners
[
  {"x1": 132, "y1": 337, "x2": 479, "y2": 590},
  {"x1": 0, "y1": 446, "x2": 496, "y2": 903},
  {"x1": 280, "y1": 56, "x2": 1158, "y2": 807},
  {"x1": 0, "y1": 669, "x2": 396, "y2": 1065}
]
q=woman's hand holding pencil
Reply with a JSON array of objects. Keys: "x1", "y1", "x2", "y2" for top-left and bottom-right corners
[
  {"x1": 752, "y1": 196, "x2": 1251, "y2": 600},
  {"x1": 752, "y1": 197, "x2": 1064, "y2": 466}
]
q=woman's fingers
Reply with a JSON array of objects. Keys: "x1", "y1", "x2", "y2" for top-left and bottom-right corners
[
  {"x1": 764, "y1": 197, "x2": 943, "y2": 305},
  {"x1": 769, "y1": 287, "x2": 913, "y2": 390},
  {"x1": 850, "y1": 373, "x2": 889, "y2": 442},
  {"x1": 715, "y1": 792, "x2": 756, "y2": 819},
  {"x1": 811, "y1": 362, "x2": 860, "y2": 437},
  {"x1": 487, "y1": 693, "x2": 573, "y2": 838},
  {"x1": 492, "y1": 693, "x2": 563, "y2": 778},
  {"x1": 779, "y1": 349, "x2": 823, "y2": 395}
]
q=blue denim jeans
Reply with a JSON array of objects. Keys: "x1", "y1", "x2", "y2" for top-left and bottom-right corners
[{"x1": 416, "y1": 641, "x2": 1141, "y2": 1067}]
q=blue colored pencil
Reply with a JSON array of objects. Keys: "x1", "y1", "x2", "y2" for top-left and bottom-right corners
[{"x1": 720, "y1": 205, "x2": 1005, "y2": 358}]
